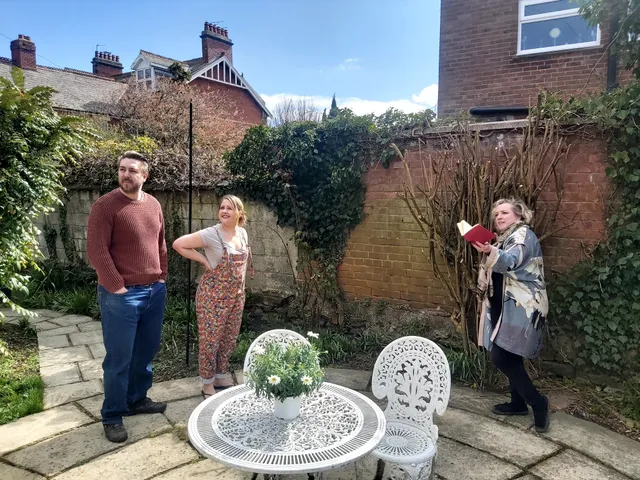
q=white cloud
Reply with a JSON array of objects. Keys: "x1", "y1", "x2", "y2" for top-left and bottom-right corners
[
  {"x1": 412, "y1": 84, "x2": 439, "y2": 106},
  {"x1": 337, "y1": 58, "x2": 361, "y2": 71},
  {"x1": 260, "y1": 84, "x2": 438, "y2": 117}
]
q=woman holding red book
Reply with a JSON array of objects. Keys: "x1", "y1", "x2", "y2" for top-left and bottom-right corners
[{"x1": 472, "y1": 198, "x2": 550, "y2": 432}]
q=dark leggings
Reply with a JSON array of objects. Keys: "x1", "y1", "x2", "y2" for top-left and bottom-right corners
[{"x1": 491, "y1": 343, "x2": 544, "y2": 408}]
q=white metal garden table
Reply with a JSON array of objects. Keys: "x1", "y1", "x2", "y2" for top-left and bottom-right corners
[{"x1": 188, "y1": 382, "x2": 386, "y2": 479}]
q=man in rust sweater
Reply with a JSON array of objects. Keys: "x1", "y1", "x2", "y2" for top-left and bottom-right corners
[{"x1": 87, "y1": 151, "x2": 168, "y2": 443}]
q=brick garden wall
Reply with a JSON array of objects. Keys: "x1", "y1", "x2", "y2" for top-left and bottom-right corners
[
  {"x1": 36, "y1": 190, "x2": 297, "y2": 295},
  {"x1": 339, "y1": 121, "x2": 609, "y2": 309}
]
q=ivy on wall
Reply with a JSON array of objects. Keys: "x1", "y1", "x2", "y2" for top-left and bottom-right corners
[
  {"x1": 540, "y1": 84, "x2": 640, "y2": 374},
  {"x1": 224, "y1": 110, "x2": 416, "y2": 321}
]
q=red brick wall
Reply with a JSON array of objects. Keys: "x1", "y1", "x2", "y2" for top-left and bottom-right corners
[
  {"x1": 339, "y1": 127, "x2": 609, "y2": 308},
  {"x1": 190, "y1": 77, "x2": 264, "y2": 126},
  {"x1": 438, "y1": 0, "x2": 610, "y2": 117}
]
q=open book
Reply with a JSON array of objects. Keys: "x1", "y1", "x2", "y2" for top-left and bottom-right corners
[{"x1": 457, "y1": 220, "x2": 496, "y2": 244}]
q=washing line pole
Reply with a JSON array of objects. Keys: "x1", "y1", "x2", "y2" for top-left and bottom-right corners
[{"x1": 186, "y1": 100, "x2": 193, "y2": 365}]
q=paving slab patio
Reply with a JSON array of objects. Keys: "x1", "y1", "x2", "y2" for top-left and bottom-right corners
[
  {"x1": 4, "y1": 414, "x2": 172, "y2": 476},
  {"x1": 437, "y1": 407, "x2": 560, "y2": 467},
  {"x1": 2, "y1": 306, "x2": 640, "y2": 480},
  {"x1": 40, "y1": 363, "x2": 81, "y2": 387},
  {"x1": 0, "y1": 404, "x2": 93, "y2": 455},
  {"x1": 54, "y1": 433, "x2": 200, "y2": 480},
  {"x1": 44, "y1": 379, "x2": 104, "y2": 409},
  {"x1": 435, "y1": 437, "x2": 523, "y2": 480},
  {"x1": 0, "y1": 463, "x2": 45, "y2": 480},
  {"x1": 530, "y1": 449, "x2": 630, "y2": 480}
]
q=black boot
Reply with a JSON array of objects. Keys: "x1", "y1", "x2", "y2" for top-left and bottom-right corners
[
  {"x1": 492, "y1": 401, "x2": 529, "y2": 416},
  {"x1": 103, "y1": 423, "x2": 128, "y2": 443},
  {"x1": 532, "y1": 395, "x2": 550, "y2": 433}
]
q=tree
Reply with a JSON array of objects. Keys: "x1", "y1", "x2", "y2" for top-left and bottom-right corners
[
  {"x1": 328, "y1": 94, "x2": 339, "y2": 119},
  {"x1": 168, "y1": 62, "x2": 192, "y2": 83},
  {"x1": 271, "y1": 97, "x2": 322, "y2": 126},
  {"x1": 67, "y1": 78, "x2": 247, "y2": 191},
  {"x1": 0, "y1": 68, "x2": 93, "y2": 316},
  {"x1": 579, "y1": 0, "x2": 640, "y2": 78}
]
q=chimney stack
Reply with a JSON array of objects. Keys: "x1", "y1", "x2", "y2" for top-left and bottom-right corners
[
  {"x1": 10, "y1": 34, "x2": 36, "y2": 70},
  {"x1": 92, "y1": 50, "x2": 123, "y2": 78},
  {"x1": 201, "y1": 22, "x2": 233, "y2": 63}
]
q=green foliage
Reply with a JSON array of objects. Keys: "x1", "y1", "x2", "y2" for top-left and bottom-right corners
[
  {"x1": 0, "y1": 67, "x2": 93, "y2": 316},
  {"x1": 64, "y1": 134, "x2": 158, "y2": 191},
  {"x1": 444, "y1": 348, "x2": 503, "y2": 390},
  {"x1": 541, "y1": 81, "x2": 640, "y2": 374},
  {"x1": 246, "y1": 337, "x2": 324, "y2": 402},
  {"x1": 52, "y1": 290, "x2": 99, "y2": 318},
  {"x1": 328, "y1": 94, "x2": 339, "y2": 119},
  {"x1": 578, "y1": 0, "x2": 640, "y2": 79},
  {"x1": 0, "y1": 323, "x2": 44, "y2": 424},
  {"x1": 622, "y1": 377, "x2": 640, "y2": 421},
  {"x1": 168, "y1": 62, "x2": 192, "y2": 83},
  {"x1": 225, "y1": 112, "x2": 384, "y2": 318}
]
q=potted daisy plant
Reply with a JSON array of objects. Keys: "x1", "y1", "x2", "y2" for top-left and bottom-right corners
[{"x1": 246, "y1": 331, "x2": 324, "y2": 420}]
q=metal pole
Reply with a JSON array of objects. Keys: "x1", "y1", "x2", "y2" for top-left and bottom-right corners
[{"x1": 186, "y1": 101, "x2": 193, "y2": 365}]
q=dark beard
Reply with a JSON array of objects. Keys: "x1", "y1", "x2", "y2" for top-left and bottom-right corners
[{"x1": 119, "y1": 180, "x2": 140, "y2": 194}]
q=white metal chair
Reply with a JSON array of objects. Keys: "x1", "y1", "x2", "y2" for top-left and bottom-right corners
[
  {"x1": 243, "y1": 329, "x2": 309, "y2": 381},
  {"x1": 370, "y1": 336, "x2": 451, "y2": 480}
]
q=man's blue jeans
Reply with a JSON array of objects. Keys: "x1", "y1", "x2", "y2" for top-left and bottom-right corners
[{"x1": 98, "y1": 282, "x2": 166, "y2": 424}]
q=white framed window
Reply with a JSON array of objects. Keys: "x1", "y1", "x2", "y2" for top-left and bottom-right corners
[{"x1": 518, "y1": 0, "x2": 601, "y2": 55}]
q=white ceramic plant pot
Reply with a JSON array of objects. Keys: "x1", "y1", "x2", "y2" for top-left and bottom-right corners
[{"x1": 274, "y1": 396, "x2": 302, "y2": 420}]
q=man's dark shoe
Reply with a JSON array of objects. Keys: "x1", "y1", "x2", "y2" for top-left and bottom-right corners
[
  {"x1": 103, "y1": 423, "x2": 128, "y2": 443},
  {"x1": 532, "y1": 395, "x2": 550, "y2": 433},
  {"x1": 491, "y1": 401, "x2": 529, "y2": 416},
  {"x1": 126, "y1": 397, "x2": 167, "y2": 415}
]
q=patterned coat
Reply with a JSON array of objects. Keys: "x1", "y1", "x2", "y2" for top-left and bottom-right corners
[{"x1": 477, "y1": 224, "x2": 548, "y2": 359}]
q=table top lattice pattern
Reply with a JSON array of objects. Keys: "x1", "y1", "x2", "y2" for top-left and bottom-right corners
[{"x1": 188, "y1": 382, "x2": 386, "y2": 474}]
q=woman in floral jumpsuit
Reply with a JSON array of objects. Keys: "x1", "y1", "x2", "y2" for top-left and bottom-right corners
[{"x1": 173, "y1": 195, "x2": 253, "y2": 397}]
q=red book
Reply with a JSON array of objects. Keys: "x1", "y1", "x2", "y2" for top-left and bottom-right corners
[{"x1": 457, "y1": 220, "x2": 496, "y2": 244}]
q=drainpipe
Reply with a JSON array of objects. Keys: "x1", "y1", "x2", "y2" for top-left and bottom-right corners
[{"x1": 607, "y1": 12, "x2": 620, "y2": 91}]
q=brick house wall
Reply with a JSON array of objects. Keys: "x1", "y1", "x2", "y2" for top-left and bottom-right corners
[
  {"x1": 339, "y1": 122, "x2": 609, "y2": 309},
  {"x1": 190, "y1": 77, "x2": 265, "y2": 126},
  {"x1": 438, "y1": 0, "x2": 613, "y2": 117}
]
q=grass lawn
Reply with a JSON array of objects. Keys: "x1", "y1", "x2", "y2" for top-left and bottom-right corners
[{"x1": 0, "y1": 321, "x2": 44, "y2": 425}]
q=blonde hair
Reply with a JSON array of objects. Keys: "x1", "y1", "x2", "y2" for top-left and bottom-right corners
[
  {"x1": 220, "y1": 194, "x2": 247, "y2": 227},
  {"x1": 492, "y1": 198, "x2": 533, "y2": 224}
]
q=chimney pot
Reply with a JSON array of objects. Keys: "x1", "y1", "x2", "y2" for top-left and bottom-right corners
[
  {"x1": 204, "y1": 21, "x2": 209, "y2": 29},
  {"x1": 116, "y1": 55, "x2": 119, "y2": 62},
  {"x1": 11, "y1": 34, "x2": 36, "y2": 70}
]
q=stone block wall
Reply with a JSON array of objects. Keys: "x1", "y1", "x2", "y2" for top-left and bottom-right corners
[{"x1": 36, "y1": 189, "x2": 297, "y2": 295}]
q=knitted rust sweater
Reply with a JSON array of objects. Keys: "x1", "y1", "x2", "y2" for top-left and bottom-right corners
[{"x1": 87, "y1": 189, "x2": 168, "y2": 293}]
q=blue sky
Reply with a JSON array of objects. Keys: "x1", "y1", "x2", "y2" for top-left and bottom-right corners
[{"x1": 0, "y1": 0, "x2": 440, "y2": 115}]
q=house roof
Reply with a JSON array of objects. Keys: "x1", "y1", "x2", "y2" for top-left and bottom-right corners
[
  {"x1": 136, "y1": 50, "x2": 182, "y2": 69},
  {"x1": 189, "y1": 55, "x2": 271, "y2": 117},
  {"x1": 0, "y1": 57, "x2": 127, "y2": 115},
  {"x1": 131, "y1": 49, "x2": 270, "y2": 117}
]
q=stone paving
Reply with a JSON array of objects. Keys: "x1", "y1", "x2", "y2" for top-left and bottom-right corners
[{"x1": 1, "y1": 308, "x2": 639, "y2": 479}]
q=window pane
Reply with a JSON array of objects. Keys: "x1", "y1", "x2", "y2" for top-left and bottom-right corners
[
  {"x1": 521, "y1": 15, "x2": 597, "y2": 50},
  {"x1": 145, "y1": 68, "x2": 151, "y2": 79},
  {"x1": 524, "y1": 0, "x2": 576, "y2": 16},
  {"x1": 137, "y1": 70, "x2": 144, "y2": 80}
]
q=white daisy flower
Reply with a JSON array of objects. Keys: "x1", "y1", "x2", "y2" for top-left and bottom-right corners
[
  {"x1": 307, "y1": 331, "x2": 319, "y2": 338},
  {"x1": 268, "y1": 375, "x2": 281, "y2": 385},
  {"x1": 301, "y1": 375, "x2": 313, "y2": 385},
  {"x1": 254, "y1": 346, "x2": 266, "y2": 355}
]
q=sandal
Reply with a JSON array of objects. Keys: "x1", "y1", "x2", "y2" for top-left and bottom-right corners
[{"x1": 201, "y1": 389, "x2": 215, "y2": 399}]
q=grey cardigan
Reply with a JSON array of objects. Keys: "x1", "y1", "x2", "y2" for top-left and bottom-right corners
[{"x1": 477, "y1": 225, "x2": 548, "y2": 359}]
